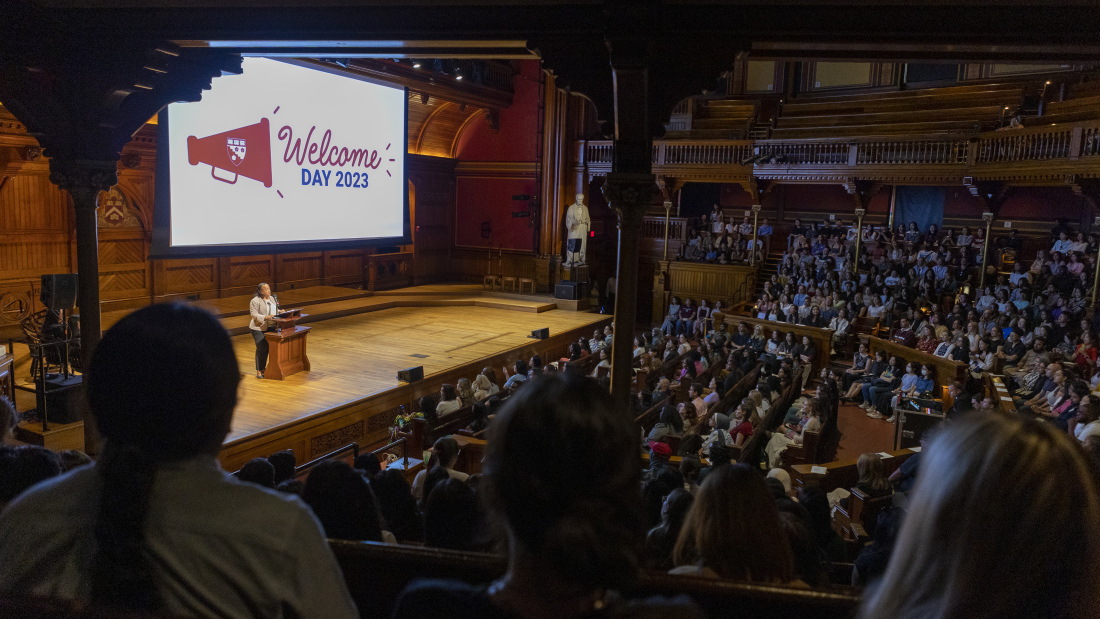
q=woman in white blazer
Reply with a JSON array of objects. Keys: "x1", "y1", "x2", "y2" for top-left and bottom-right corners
[{"x1": 249, "y1": 283, "x2": 278, "y2": 378}]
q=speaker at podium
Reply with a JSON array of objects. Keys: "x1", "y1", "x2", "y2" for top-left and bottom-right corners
[{"x1": 187, "y1": 118, "x2": 273, "y2": 187}]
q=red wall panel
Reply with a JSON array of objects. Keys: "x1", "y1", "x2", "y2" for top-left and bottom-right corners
[
  {"x1": 454, "y1": 175, "x2": 538, "y2": 251},
  {"x1": 453, "y1": 60, "x2": 541, "y2": 162}
]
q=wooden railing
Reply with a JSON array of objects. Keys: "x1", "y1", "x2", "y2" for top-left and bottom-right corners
[
  {"x1": 974, "y1": 124, "x2": 1075, "y2": 163},
  {"x1": 580, "y1": 119, "x2": 1100, "y2": 178}
]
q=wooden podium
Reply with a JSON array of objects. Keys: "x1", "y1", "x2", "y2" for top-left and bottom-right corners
[{"x1": 264, "y1": 309, "x2": 311, "y2": 380}]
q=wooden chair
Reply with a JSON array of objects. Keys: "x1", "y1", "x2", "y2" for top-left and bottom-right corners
[
  {"x1": 517, "y1": 278, "x2": 535, "y2": 294},
  {"x1": 482, "y1": 274, "x2": 501, "y2": 290},
  {"x1": 832, "y1": 488, "x2": 895, "y2": 543},
  {"x1": 501, "y1": 276, "x2": 517, "y2": 292}
]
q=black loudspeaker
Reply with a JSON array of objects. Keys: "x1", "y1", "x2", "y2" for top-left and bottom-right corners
[
  {"x1": 397, "y1": 366, "x2": 424, "y2": 383},
  {"x1": 555, "y1": 282, "x2": 579, "y2": 300},
  {"x1": 529, "y1": 328, "x2": 549, "y2": 340},
  {"x1": 35, "y1": 374, "x2": 83, "y2": 424},
  {"x1": 566, "y1": 238, "x2": 582, "y2": 253},
  {"x1": 41, "y1": 274, "x2": 79, "y2": 311}
]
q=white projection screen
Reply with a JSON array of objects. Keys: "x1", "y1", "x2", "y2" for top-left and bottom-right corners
[{"x1": 151, "y1": 57, "x2": 409, "y2": 258}]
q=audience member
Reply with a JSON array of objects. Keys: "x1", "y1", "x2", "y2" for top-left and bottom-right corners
[
  {"x1": 393, "y1": 374, "x2": 702, "y2": 618},
  {"x1": 237, "y1": 457, "x2": 276, "y2": 488},
  {"x1": 267, "y1": 449, "x2": 297, "y2": 485},
  {"x1": 0, "y1": 303, "x2": 357, "y2": 617},
  {"x1": 670, "y1": 464, "x2": 797, "y2": 584},
  {"x1": 861, "y1": 414, "x2": 1100, "y2": 618},
  {"x1": 302, "y1": 459, "x2": 390, "y2": 543}
]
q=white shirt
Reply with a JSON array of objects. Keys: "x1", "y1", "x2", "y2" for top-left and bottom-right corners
[
  {"x1": 436, "y1": 399, "x2": 462, "y2": 415},
  {"x1": 0, "y1": 456, "x2": 357, "y2": 619}
]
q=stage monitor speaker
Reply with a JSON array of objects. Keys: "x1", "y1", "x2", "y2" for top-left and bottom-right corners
[
  {"x1": 529, "y1": 328, "x2": 549, "y2": 340},
  {"x1": 35, "y1": 374, "x2": 84, "y2": 424},
  {"x1": 41, "y1": 274, "x2": 79, "y2": 311},
  {"x1": 397, "y1": 366, "x2": 424, "y2": 383},
  {"x1": 555, "y1": 282, "x2": 579, "y2": 300},
  {"x1": 566, "y1": 238, "x2": 582, "y2": 253}
]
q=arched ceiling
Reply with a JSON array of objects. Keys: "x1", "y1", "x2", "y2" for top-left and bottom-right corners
[{"x1": 407, "y1": 91, "x2": 487, "y2": 158}]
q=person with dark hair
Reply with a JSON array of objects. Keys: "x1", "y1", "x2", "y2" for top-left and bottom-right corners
[
  {"x1": 861, "y1": 414, "x2": 1100, "y2": 618},
  {"x1": 852, "y1": 507, "x2": 903, "y2": 586},
  {"x1": 647, "y1": 404, "x2": 684, "y2": 445},
  {"x1": 267, "y1": 449, "x2": 297, "y2": 485},
  {"x1": 373, "y1": 468, "x2": 425, "y2": 543},
  {"x1": 468, "y1": 401, "x2": 491, "y2": 434},
  {"x1": 698, "y1": 444, "x2": 731, "y2": 484},
  {"x1": 502, "y1": 359, "x2": 530, "y2": 390},
  {"x1": 424, "y1": 478, "x2": 481, "y2": 551},
  {"x1": 419, "y1": 395, "x2": 440, "y2": 425},
  {"x1": 799, "y1": 486, "x2": 846, "y2": 563},
  {"x1": 437, "y1": 383, "x2": 462, "y2": 415},
  {"x1": 411, "y1": 436, "x2": 469, "y2": 501},
  {"x1": 671, "y1": 464, "x2": 797, "y2": 584},
  {"x1": 237, "y1": 457, "x2": 276, "y2": 489},
  {"x1": 0, "y1": 445, "x2": 62, "y2": 510},
  {"x1": 353, "y1": 452, "x2": 382, "y2": 479},
  {"x1": 302, "y1": 459, "x2": 388, "y2": 543},
  {"x1": 248, "y1": 282, "x2": 279, "y2": 379},
  {"x1": 393, "y1": 373, "x2": 701, "y2": 619},
  {"x1": 420, "y1": 465, "x2": 452, "y2": 511},
  {"x1": 0, "y1": 303, "x2": 357, "y2": 617},
  {"x1": 277, "y1": 479, "x2": 304, "y2": 496},
  {"x1": 644, "y1": 488, "x2": 694, "y2": 570}
]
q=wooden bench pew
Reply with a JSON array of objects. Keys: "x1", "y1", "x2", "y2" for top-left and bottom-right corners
[
  {"x1": 865, "y1": 335, "x2": 967, "y2": 397},
  {"x1": 328, "y1": 540, "x2": 861, "y2": 619},
  {"x1": 789, "y1": 447, "x2": 918, "y2": 494}
]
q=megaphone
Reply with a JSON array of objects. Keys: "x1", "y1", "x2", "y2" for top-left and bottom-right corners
[{"x1": 187, "y1": 118, "x2": 273, "y2": 188}]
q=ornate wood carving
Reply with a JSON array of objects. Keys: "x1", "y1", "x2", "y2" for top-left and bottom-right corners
[{"x1": 311, "y1": 421, "x2": 365, "y2": 456}]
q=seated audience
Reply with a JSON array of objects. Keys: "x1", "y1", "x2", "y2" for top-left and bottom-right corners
[
  {"x1": 393, "y1": 374, "x2": 702, "y2": 618},
  {"x1": 670, "y1": 464, "x2": 799, "y2": 585},
  {"x1": 0, "y1": 303, "x2": 357, "y2": 617}
]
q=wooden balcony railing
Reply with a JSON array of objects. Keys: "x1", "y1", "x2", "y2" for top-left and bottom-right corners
[
  {"x1": 580, "y1": 120, "x2": 1100, "y2": 179},
  {"x1": 975, "y1": 124, "x2": 1075, "y2": 163}
]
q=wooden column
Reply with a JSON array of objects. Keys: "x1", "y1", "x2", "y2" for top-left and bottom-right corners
[
  {"x1": 51, "y1": 160, "x2": 117, "y2": 452},
  {"x1": 603, "y1": 46, "x2": 655, "y2": 415}
]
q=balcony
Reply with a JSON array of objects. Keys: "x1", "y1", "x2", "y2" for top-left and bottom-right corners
[{"x1": 579, "y1": 120, "x2": 1100, "y2": 186}]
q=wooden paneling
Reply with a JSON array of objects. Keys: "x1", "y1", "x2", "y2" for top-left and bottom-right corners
[
  {"x1": 666, "y1": 262, "x2": 758, "y2": 305},
  {"x1": 277, "y1": 252, "x2": 324, "y2": 289},
  {"x1": 450, "y1": 247, "x2": 536, "y2": 282}
]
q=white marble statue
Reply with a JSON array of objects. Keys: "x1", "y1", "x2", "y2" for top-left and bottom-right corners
[{"x1": 564, "y1": 193, "x2": 591, "y2": 266}]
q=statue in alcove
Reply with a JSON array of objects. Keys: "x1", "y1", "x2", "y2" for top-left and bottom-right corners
[{"x1": 563, "y1": 193, "x2": 590, "y2": 266}]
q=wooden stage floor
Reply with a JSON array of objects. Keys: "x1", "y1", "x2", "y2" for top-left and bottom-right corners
[{"x1": 223, "y1": 299, "x2": 608, "y2": 444}]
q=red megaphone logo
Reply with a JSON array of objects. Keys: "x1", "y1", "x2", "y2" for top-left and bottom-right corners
[{"x1": 187, "y1": 118, "x2": 273, "y2": 188}]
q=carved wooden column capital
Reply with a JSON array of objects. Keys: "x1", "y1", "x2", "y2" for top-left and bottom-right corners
[
  {"x1": 50, "y1": 159, "x2": 118, "y2": 207},
  {"x1": 603, "y1": 172, "x2": 657, "y2": 224}
]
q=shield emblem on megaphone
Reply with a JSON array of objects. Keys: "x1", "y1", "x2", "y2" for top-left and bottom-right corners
[{"x1": 187, "y1": 118, "x2": 272, "y2": 187}]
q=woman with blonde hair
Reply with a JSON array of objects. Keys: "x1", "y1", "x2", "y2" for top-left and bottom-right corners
[
  {"x1": 748, "y1": 389, "x2": 768, "y2": 421},
  {"x1": 860, "y1": 414, "x2": 1100, "y2": 619},
  {"x1": 473, "y1": 374, "x2": 494, "y2": 401},
  {"x1": 455, "y1": 378, "x2": 475, "y2": 406}
]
